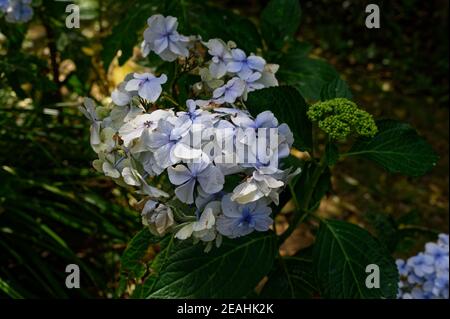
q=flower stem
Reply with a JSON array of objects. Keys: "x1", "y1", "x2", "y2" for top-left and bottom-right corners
[
  {"x1": 162, "y1": 93, "x2": 180, "y2": 108},
  {"x1": 278, "y1": 155, "x2": 327, "y2": 245}
]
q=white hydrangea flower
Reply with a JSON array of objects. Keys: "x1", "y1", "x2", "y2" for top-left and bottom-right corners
[
  {"x1": 142, "y1": 200, "x2": 175, "y2": 236},
  {"x1": 175, "y1": 201, "x2": 221, "y2": 244},
  {"x1": 122, "y1": 166, "x2": 168, "y2": 198},
  {"x1": 258, "y1": 63, "x2": 279, "y2": 88},
  {"x1": 79, "y1": 98, "x2": 102, "y2": 146},
  {"x1": 118, "y1": 109, "x2": 173, "y2": 148}
]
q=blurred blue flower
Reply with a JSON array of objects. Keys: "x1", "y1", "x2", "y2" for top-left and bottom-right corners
[
  {"x1": 0, "y1": 0, "x2": 9, "y2": 12},
  {"x1": 407, "y1": 253, "x2": 435, "y2": 277},
  {"x1": 438, "y1": 233, "x2": 449, "y2": 247},
  {"x1": 4, "y1": 0, "x2": 33, "y2": 23},
  {"x1": 425, "y1": 242, "x2": 449, "y2": 269},
  {"x1": 396, "y1": 259, "x2": 408, "y2": 276},
  {"x1": 397, "y1": 233, "x2": 449, "y2": 299}
]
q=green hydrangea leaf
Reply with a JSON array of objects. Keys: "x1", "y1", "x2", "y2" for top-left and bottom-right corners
[
  {"x1": 276, "y1": 45, "x2": 339, "y2": 101},
  {"x1": 261, "y1": 0, "x2": 302, "y2": 49},
  {"x1": 146, "y1": 232, "x2": 277, "y2": 298},
  {"x1": 347, "y1": 119, "x2": 438, "y2": 176},
  {"x1": 320, "y1": 76, "x2": 353, "y2": 100},
  {"x1": 120, "y1": 229, "x2": 161, "y2": 280},
  {"x1": 313, "y1": 219, "x2": 399, "y2": 298},
  {"x1": 101, "y1": 1, "x2": 156, "y2": 70},
  {"x1": 260, "y1": 247, "x2": 318, "y2": 298}
]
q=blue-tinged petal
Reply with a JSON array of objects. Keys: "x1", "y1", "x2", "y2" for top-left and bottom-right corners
[
  {"x1": 252, "y1": 214, "x2": 273, "y2": 232},
  {"x1": 169, "y1": 40, "x2": 189, "y2": 57},
  {"x1": 246, "y1": 71, "x2": 262, "y2": 82},
  {"x1": 209, "y1": 61, "x2": 227, "y2": 79},
  {"x1": 147, "y1": 14, "x2": 165, "y2": 32},
  {"x1": 134, "y1": 72, "x2": 154, "y2": 80},
  {"x1": 231, "y1": 48, "x2": 246, "y2": 61},
  {"x1": 157, "y1": 48, "x2": 179, "y2": 62},
  {"x1": 255, "y1": 111, "x2": 278, "y2": 128},
  {"x1": 175, "y1": 178, "x2": 196, "y2": 204},
  {"x1": 125, "y1": 79, "x2": 141, "y2": 92},
  {"x1": 154, "y1": 36, "x2": 169, "y2": 54},
  {"x1": 138, "y1": 80, "x2": 162, "y2": 102},
  {"x1": 247, "y1": 55, "x2": 266, "y2": 72},
  {"x1": 212, "y1": 85, "x2": 226, "y2": 99},
  {"x1": 153, "y1": 143, "x2": 175, "y2": 168},
  {"x1": 206, "y1": 39, "x2": 226, "y2": 57},
  {"x1": 164, "y1": 16, "x2": 178, "y2": 33},
  {"x1": 226, "y1": 61, "x2": 243, "y2": 73},
  {"x1": 216, "y1": 217, "x2": 239, "y2": 238},
  {"x1": 237, "y1": 64, "x2": 253, "y2": 78},
  {"x1": 197, "y1": 165, "x2": 225, "y2": 194},
  {"x1": 168, "y1": 164, "x2": 192, "y2": 185},
  {"x1": 156, "y1": 74, "x2": 168, "y2": 84},
  {"x1": 148, "y1": 131, "x2": 169, "y2": 148},
  {"x1": 111, "y1": 88, "x2": 131, "y2": 106},
  {"x1": 221, "y1": 194, "x2": 242, "y2": 218}
]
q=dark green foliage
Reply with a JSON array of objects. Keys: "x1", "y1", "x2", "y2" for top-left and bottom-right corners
[
  {"x1": 261, "y1": 0, "x2": 302, "y2": 49},
  {"x1": 320, "y1": 76, "x2": 353, "y2": 100},
  {"x1": 260, "y1": 247, "x2": 318, "y2": 298},
  {"x1": 0, "y1": 91, "x2": 139, "y2": 298},
  {"x1": 101, "y1": 0, "x2": 157, "y2": 70},
  {"x1": 276, "y1": 44, "x2": 340, "y2": 101},
  {"x1": 246, "y1": 86, "x2": 312, "y2": 151},
  {"x1": 347, "y1": 120, "x2": 439, "y2": 176},
  {"x1": 292, "y1": 161, "x2": 332, "y2": 212},
  {"x1": 313, "y1": 219, "x2": 399, "y2": 298},
  {"x1": 145, "y1": 232, "x2": 278, "y2": 298}
]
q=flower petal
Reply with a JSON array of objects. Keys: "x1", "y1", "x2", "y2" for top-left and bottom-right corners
[
  {"x1": 175, "y1": 178, "x2": 196, "y2": 204},
  {"x1": 125, "y1": 79, "x2": 141, "y2": 92},
  {"x1": 168, "y1": 164, "x2": 192, "y2": 185}
]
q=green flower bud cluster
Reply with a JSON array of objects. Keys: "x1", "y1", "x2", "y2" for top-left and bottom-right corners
[{"x1": 307, "y1": 98, "x2": 378, "y2": 140}]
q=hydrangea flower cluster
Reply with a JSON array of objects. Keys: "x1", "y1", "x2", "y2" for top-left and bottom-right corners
[
  {"x1": 396, "y1": 234, "x2": 449, "y2": 299},
  {"x1": 81, "y1": 15, "x2": 298, "y2": 252},
  {"x1": 0, "y1": 0, "x2": 33, "y2": 23}
]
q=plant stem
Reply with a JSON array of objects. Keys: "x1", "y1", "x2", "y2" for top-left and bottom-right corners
[
  {"x1": 278, "y1": 155, "x2": 327, "y2": 245},
  {"x1": 98, "y1": 0, "x2": 104, "y2": 33},
  {"x1": 162, "y1": 93, "x2": 180, "y2": 108},
  {"x1": 41, "y1": 15, "x2": 64, "y2": 124}
]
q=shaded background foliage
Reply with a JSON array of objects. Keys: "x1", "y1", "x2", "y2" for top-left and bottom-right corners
[{"x1": 0, "y1": 0, "x2": 448, "y2": 298}]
